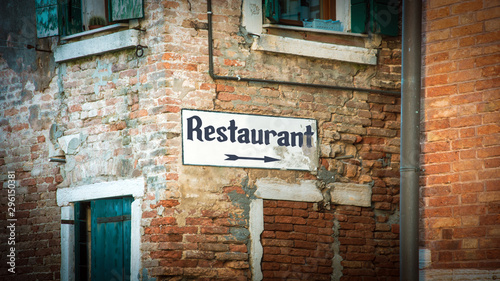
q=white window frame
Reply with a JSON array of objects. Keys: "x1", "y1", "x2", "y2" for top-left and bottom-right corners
[
  {"x1": 249, "y1": 178, "x2": 372, "y2": 280},
  {"x1": 57, "y1": 178, "x2": 144, "y2": 281},
  {"x1": 243, "y1": 0, "x2": 352, "y2": 35},
  {"x1": 242, "y1": 0, "x2": 378, "y2": 65}
]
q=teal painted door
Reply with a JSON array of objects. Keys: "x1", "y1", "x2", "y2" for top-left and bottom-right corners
[{"x1": 91, "y1": 197, "x2": 133, "y2": 281}]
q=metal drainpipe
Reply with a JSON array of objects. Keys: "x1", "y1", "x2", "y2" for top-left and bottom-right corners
[
  {"x1": 400, "y1": 0, "x2": 422, "y2": 280},
  {"x1": 206, "y1": 0, "x2": 400, "y2": 96}
]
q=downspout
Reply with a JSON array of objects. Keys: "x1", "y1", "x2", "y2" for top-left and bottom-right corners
[
  {"x1": 206, "y1": 0, "x2": 400, "y2": 96},
  {"x1": 400, "y1": 0, "x2": 422, "y2": 280}
]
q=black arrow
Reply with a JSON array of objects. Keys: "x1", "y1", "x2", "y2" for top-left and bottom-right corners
[{"x1": 225, "y1": 154, "x2": 280, "y2": 163}]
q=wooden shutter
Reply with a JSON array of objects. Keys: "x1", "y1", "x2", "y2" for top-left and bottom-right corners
[
  {"x1": 351, "y1": 0, "x2": 368, "y2": 34},
  {"x1": 109, "y1": 0, "x2": 144, "y2": 22},
  {"x1": 372, "y1": 0, "x2": 399, "y2": 36},
  {"x1": 36, "y1": 0, "x2": 60, "y2": 37},
  {"x1": 91, "y1": 197, "x2": 132, "y2": 281},
  {"x1": 351, "y1": 0, "x2": 399, "y2": 36},
  {"x1": 36, "y1": 0, "x2": 82, "y2": 38},
  {"x1": 264, "y1": 0, "x2": 280, "y2": 23}
]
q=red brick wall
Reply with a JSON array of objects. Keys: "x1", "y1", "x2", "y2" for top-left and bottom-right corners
[
  {"x1": 143, "y1": 191, "x2": 250, "y2": 280},
  {"x1": 261, "y1": 200, "x2": 335, "y2": 280},
  {"x1": 261, "y1": 201, "x2": 399, "y2": 280},
  {"x1": 422, "y1": 0, "x2": 500, "y2": 271},
  {"x1": 0, "y1": 57, "x2": 63, "y2": 280}
]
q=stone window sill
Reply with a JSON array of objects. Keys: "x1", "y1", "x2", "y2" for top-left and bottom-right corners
[
  {"x1": 242, "y1": 0, "x2": 380, "y2": 65},
  {"x1": 251, "y1": 34, "x2": 378, "y2": 65},
  {"x1": 60, "y1": 23, "x2": 129, "y2": 41},
  {"x1": 54, "y1": 29, "x2": 140, "y2": 62},
  {"x1": 262, "y1": 23, "x2": 368, "y2": 38}
]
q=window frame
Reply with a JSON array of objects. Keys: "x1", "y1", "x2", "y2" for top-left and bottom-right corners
[
  {"x1": 57, "y1": 178, "x2": 144, "y2": 281},
  {"x1": 256, "y1": 0, "x2": 399, "y2": 36},
  {"x1": 35, "y1": 0, "x2": 144, "y2": 39},
  {"x1": 74, "y1": 196, "x2": 133, "y2": 280},
  {"x1": 243, "y1": 0, "x2": 356, "y2": 36},
  {"x1": 262, "y1": 0, "x2": 351, "y2": 33},
  {"x1": 242, "y1": 0, "x2": 379, "y2": 65}
]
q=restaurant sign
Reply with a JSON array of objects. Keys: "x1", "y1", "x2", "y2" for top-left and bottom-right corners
[{"x1": 182, "y1": 109, "x2": 318, "y2": 171}]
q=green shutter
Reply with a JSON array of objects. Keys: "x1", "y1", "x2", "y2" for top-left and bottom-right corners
[
  {"x1": 372, "y1": 0, "x2": 399, "y2": 36},
  {"x1": 36, "y1": 0, "x2": 82, "y2": 38},
  {"x1": 91, "y1": 197, "x2": 132, "y2": 281},
  {"x1": 351, "y1": 0, "x2": 399, "y2": 36},
  {"x1": 36, "y1": 0, "x2": 60, "y2": 37},
  {"x1": 109, "y1": 0, "x2": 144, "y2": 22},
  {"x1": 264, "y1": 0, "x2": 280, "y2": 23},
  {"x1": 351, "y1": 0, "x2": 368, "y2": 34}
]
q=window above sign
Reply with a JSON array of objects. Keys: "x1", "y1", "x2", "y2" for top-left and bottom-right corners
[
  {"x1": 35, "y1": 0, "x2": 144, "y2": 39},
  {"x1": 35, "y1": 0, "x2": 145, "y2": 62},
  {"x1": 242, "y1": 0, "x2": 399, "y2": 65},
  {"x1": 266, "y1": 0, "x2": 346, "y2": 32},
  {"x1": 264, "y1": 0, "x2": 399, "y2": 36}
]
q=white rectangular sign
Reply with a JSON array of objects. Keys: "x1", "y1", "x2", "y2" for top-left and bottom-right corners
[{"x1": 182, "y1": 109, "x2": 318, "y2": 171}]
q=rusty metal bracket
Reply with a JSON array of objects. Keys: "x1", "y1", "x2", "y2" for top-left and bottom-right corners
[{"x1": 135, "y1": 45, "x2": 148, "y2": 57}]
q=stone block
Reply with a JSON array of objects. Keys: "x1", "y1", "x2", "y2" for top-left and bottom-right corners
[
  {"x1": 329, "y1": 182, "x2": 372, "y2": 207},
  {"x1": 255, "y1": 178, "x2": 323, "y2": 202}
]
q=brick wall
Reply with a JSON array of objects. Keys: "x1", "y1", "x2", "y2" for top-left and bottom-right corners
[
  {"x1": 1, "y1": 0, "x2": 403, "y2": 280},
  {"x1": 0, "y1": 52, "x2": 62, "y2": 279},
  {"x1": 261, "y1": 200, "x2": 335, "y2": 280},
  {"x1": 144, "y1": 197, "x2": 249, "y2": 280},
  {"x1": 338, "y1": 205, "x2": 399, "y2": 281},
  {"x1": 261, "y1": 200, "x2": 399, "y2": 281},
  {"x1": 421, "y1": 0, "x2": 500, "y2": 274}
]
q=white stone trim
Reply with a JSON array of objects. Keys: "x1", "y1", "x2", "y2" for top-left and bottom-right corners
[
  {"x1": 255, "y1": 178, "x2": 323, "y2": 202},
  {"x1": 249, "y1": 178, "x2": 374, "y2": 280},
  {"x1": 56, "y1": 178, "x2": 145, "y2": 281},
  {"x1": 130, "y1": 198, "x2": 142, "y2": 279},
  {"x1": 249, "y1": 199, "x2": 264, "y2": 281},
  {"x1": 56, "y1": 178, "x2": 145, "y2": 206},
  {"x1": 252, "y1": 34, "x2": 378, "y2": 65},
  {"x1": 329, "y1": 182, "x2": 372, "y2": 207},
  {"x1": 250, "y1": 178, "x2": 321, "y2": 280},
  {"x1": 54, "y1": 29, "x2": 140, "y2": 62},
  {"x1": 60, "y1": 206, "x2": 75, "y2": 281},
  {"x1": 241, "y1": 0, "x2": 262, "y2": 35}
]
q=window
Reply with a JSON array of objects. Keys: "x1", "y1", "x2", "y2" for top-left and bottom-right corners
[
  {"x1": 264, "y1": 0, "x2": 399, "y2": 36},
  {"x1": 35, "y1": 0, "x2": 144, "y2": 38},
  {"x1": 57, "y1": 179, "x2": 143, "y2": 281},
  {"x1": 74, "y1": 197, "x2": 133, "y2": 281},
  {"x1": 266, "y1": 0, "x2": 340, "y2": 29}
]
